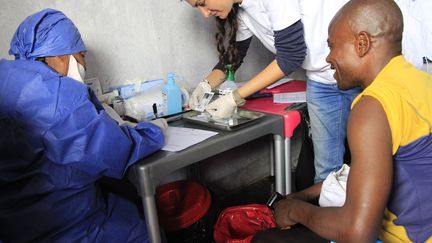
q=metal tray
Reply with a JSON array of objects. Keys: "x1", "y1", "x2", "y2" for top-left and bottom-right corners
[{"x1": 183, "y1": 108, "x2": 265, "y2": 131}]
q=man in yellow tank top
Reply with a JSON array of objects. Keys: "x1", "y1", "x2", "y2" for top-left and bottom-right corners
[{"x1": 252, "y1": 0, "x2": 432, "y2": 242}]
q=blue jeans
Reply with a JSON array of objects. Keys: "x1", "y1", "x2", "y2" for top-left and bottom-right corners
[{"x1": 306, "y1": 79, "x2": 361, "y2": 182}]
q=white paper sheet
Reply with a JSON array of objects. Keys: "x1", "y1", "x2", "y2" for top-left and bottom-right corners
[
  {"x1": 273, "y1": 91, "x2": 306, "y2": 103},
  {"x1": 162, "y1": 126, "x2": 218, "y2": 152}
]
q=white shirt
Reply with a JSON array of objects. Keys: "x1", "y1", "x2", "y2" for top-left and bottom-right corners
[
  {"x1": 394, "y1": 0, "x2": 432, "y2": 68},
  {"x1": 237, "y1": 0, "x2": 301, "y2": 54},
  {"x1": 299, "y1": 0, "x2": 348, "y2": 84},
  {"x1": 300, "y1": 0, "x2": 431, "y2": 85}
]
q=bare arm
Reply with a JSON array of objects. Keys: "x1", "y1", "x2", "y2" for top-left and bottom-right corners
[
  {"x1": 206, "y1": 21, "x2": 304, "y2": 98},
  {"x1": 238, "y1": 60, "x2": 285, "y2": 98},
  {"x1": 206, "y1": 59, "x2": 285, "y2": 97},
  {"x1": 205, "y1": 69, "x2": 226, "y2": 90},
  {"x1": 275, "y1": 96, "x2": 393, "y2": 242},
  {"x1": 286, "y1": 181, "x2": 323, "y2": 202}
]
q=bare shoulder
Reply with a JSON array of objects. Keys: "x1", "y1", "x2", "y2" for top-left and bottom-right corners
[
  {"x1": 347, "y1": 95, "x2": 392, "y2": 159},
  {"x1": 349, "y1": 95, "x2": 389, "y2": 133},
  {"x1": 344, "y1": 95, "x2": 394, "y2": 241}
]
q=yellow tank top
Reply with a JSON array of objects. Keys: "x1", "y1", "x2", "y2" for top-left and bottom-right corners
[{"x1": 352, "y1": 56, "x2": 432, "y2": 243}]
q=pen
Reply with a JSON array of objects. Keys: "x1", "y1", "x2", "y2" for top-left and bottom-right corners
[
  {"x1": 245, "y1": 92, "x2": 273, "y2": 100},
  {"x1": 152, "y1": 103, "x2": 158, "y2": 119},
  {"x1": 155, "y1": 110, "x2": 192, "y2": 123}
]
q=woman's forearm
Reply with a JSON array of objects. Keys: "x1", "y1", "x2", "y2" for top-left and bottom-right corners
[
  {"x1": 205, "y1": 69, "x2": 226, "y2": 90},
  {"x1": 237, "y1": 59, "x2": 285, "y2": 98}
]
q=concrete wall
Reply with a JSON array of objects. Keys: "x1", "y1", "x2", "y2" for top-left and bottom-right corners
[
  {"x1": 0, "y1": 0, "x2": 275, "y2": 92},
  {"x1": 0, "y1": 1, "x2": 305, "y2": 192}
]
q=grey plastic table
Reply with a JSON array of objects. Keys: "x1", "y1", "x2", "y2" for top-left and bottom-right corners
[{"x1": 128, "y1": 114, "x2": 285, "y2": 243}]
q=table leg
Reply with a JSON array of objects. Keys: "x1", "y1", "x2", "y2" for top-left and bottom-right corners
[
  {"x1": 273, "y1": 134, "x2": 285, "y2": 195},
  {"x1": 142, "y1": 195, "x2": 162, "y2": 243},
  {"x1": 269, "y1": 138, "x2": 275, "y2": 177},
  {"x1": 284, "y1": 137, "x2": 292, "y2": 194}
]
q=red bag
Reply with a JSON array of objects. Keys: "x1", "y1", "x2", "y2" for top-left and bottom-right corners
[{"x1": 213, "y1": 204, "x2": 276, "y2": 243}]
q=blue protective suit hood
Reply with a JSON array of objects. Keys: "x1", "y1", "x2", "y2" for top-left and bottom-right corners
[
  {"x1": 9, "y1": 9, "x2": 86, "y2": 60},
  {"x1": 0, "y1": 59, "x2": 161, "y2": 242},
  {"x1": 1, "y1": 9, "x2": 162, "y2": 243}
]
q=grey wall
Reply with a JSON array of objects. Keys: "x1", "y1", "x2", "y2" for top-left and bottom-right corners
[
  {"x1": 0, "y1": 1, "x2": 305, "y2": 191},
  {"x1": 0, "y1": 0, "x2": 274, "y2": 92}
]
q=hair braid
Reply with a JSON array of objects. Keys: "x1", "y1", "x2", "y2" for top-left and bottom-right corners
[{"x1": 215, "y1": 4, "x2": 240, "y2": 72}]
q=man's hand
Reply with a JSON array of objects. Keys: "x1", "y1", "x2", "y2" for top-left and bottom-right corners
[
  {"x1": 274, "y1": 198, "x2": 301, "y2": 230},
  {"x1": 284, "y1": 182, "x2": 323, "y2": 202},
  {"x1": 205, "y1": 92, "x2": 237, "y2": 119},
  {"x1": 189, "y1": 81, "x2": 211, "y2": 109},
  {"x1": 149, "y1": 118, "x2": 168, "y2": 134},
  {"x1": 285, "y1": 192, "x2": 306, "y2": 201}
]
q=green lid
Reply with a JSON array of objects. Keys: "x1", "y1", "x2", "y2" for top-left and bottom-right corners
[{"x1": 225, "y1": 64, "x2": 235, "y2": 81}]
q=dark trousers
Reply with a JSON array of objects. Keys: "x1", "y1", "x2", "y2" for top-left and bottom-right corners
[{"x1": 252, "y1": 225, "x2": 328, "y2": 243}]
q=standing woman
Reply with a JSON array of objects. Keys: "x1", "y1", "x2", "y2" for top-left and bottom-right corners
[{"x1": 186, "y1": 0, "x2": 306, "y2": 119}]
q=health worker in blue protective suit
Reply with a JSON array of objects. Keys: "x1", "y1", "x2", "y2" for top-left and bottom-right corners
[{"x1": 0, "y1": 9, "x2": 165, "y2": 243}]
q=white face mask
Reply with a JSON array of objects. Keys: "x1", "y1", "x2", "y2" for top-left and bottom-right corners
[{"x1": 67, "y1": 55, "x2": 86, "y2": 83}]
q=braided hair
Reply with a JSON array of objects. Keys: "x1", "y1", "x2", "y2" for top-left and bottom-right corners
[{"x1": 215, "y1": 4, "x2": 240, "y2": 72}]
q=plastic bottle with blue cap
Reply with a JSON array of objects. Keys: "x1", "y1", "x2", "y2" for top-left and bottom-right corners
[{"x1": 162, "y1": 72, "x2": 182, "y2": 115}]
